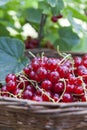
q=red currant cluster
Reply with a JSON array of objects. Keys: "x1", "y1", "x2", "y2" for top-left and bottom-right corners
[
  {"x1": 51, "y1": 14, "x2": 63, "y2": 23},
  {"x1": 1, "y1": 53, "x2": 87, "y2": 103},
  {"x1": 24, "y1": 36, "x2": 39, "y2": 49}
]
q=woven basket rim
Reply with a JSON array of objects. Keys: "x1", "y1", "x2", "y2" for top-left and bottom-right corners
[
  {"x1": 25, "y1": 48, "x2": 87, "y2": 55},
  {"x1": 0, "y1": 96, "x2": 87, "y2": 107},
  {"x1": 0, "y1": 96, "x2": 87, "y2": 117}
]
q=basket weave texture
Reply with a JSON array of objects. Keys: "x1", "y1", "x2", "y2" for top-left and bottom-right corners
[{"x1": 0, "y1": 48, "x2": 87, "y2": 130}]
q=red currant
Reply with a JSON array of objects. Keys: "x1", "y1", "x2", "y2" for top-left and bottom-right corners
[
  {"x1": 41, "y1": 80, "x2": 52, "y2": 91},
  {"x1": 6, "y1": 80, "x2": 16, "y2": 93},
  {"x1": 51, "y1": 16, "x2": 58, "y2": 23},
  {"x1": 5, "y1": 74, "x2": 17, "y2": 83},
  {"x1": 37, "y1": 67, "x2": 47, "y2": 81},
  {"x1": 62, "y1": 93, "x2": 73, "y2": 102},
  {"x1": 32, "y1": 95, "x2": 42, "y2": 102},
  {"x1": 22, "y1": 90, "x2": 33, "y2": 100},
  {"x1": 23, "y1": 65, "x2": 32, "y2": 75},
  {"x1": 54, "y1": 81, "x2": 64, "y2": 93},
  {"x1": 42, "y1": 91, "x2": 52, "y2": 101},
  {"x1": 48, "y1": 71, "x2": 60, "y2": 83}
]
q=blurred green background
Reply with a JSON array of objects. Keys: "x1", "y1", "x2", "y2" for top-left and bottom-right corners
[{"x1": 0, "y1": 0, "x2": 87, "y2": 52}]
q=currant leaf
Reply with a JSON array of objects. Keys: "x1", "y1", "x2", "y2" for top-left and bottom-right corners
[
  {"x1": 24, "y1": 8, "x2": 42, "y2": 24},
  {"x1": 47, "y1": 0, "x2": 57, "y2": 7},
  {"x1": 0, "y1": 37, "x2": 29, "y2": 82}
]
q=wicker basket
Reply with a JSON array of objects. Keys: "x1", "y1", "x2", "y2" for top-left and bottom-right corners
[{"x1": 0, "y1": 48, "x2": 87, "y2": 130}]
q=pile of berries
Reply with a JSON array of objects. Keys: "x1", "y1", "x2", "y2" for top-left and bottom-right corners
[
  {"x1": 1, "y1": 53, "x2": 87, "y2": 103},
  {"x1": 24, "y1": 36, "x2": 39, "y2": 49}
]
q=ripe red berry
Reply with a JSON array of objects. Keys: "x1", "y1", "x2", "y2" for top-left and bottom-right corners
[
  {"x1": 32, "y1": 95, "x2": 42, "y2": 102},
  {"x1": 41, "y1": 80, "x2": 52, "y2": 91},
  {"x1": 51, "y1": 16, "x2": 58, "y2": 23},
  {"x1": 75, "y1": 78, "x2": 82, "y2": 86},
  {"x1": 13, "y1": 88, "x2": 21, "y2": 98},
  {"x1": 1, "y1": 85, "x2": 9, "y2": 97},
  {"x1": 83, "y1": 59, "x2": 87, "y2": 68},
  {"x1": 83, "y1": 54, "x2": 87, "y2": 60},
  {"x1": 45, "y1": 58, "x2": 57, "y2": 71},
  {"x1": 31, "y1": 60, "x2": 40, "y2": 71},
  {"x1": 74, "y1": 56, "x2": 82, "y2": 67},
  {"x1": 37, "y1": 67, "x2": 47, "y2": 81},
  {"x1": 23, "y1": 65, "x2": 32, "y2": 75},
  {"x1": 48, "y1": 71, "x2": 60, "y2": 83},
  {"x1": 29, "y1": 71, "x2": 36, "y2": 80},
  {"x1": 6, "y1": 80, "x2": 16, "y2": 92},
  {"x1": 5, "y1": 74, "x2": 17, "y2": 83},
  {"x1": 66, "y1": 84, "x2": 75, "y2": 93},
  {"x1": 74, "y1": 86, "x2": 84, "y2": 95},
  {"x1": 57, "y1": 65, "x2": 70, "y2": 78},
  {"x1": 25, "y1": 36, "x2": 39, "y2": 49},
  {"x1": 81, "y1": 95, "x2": 86, "y2": 102},
  {"x1": 54, "y1": 81, "x2": 64, "y2": 93},
  {"x1": 68, "y1": 75, "x2": 76, "y2": 84},
  {"x1": 42, "y1": 91, "x2": 51, "y2": 101},
  {"x1": 22, "y1": 90, "x2": 33, "y2": 100},
  {"x1": 35, "y1": 89, "x2": 42, "y2": 96},
  {"x1": 52, "y1": 93, "x2": 60, "y2": 102},
  {"x1": 25, "y1": 85, "x2": 36, "y2": 93},
  {"x1": 62, "y1": 93, "x2": 73, "y2": 102}
]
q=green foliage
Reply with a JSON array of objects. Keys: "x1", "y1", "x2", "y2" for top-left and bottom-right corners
[
  {"x1": 24, "y1": 8, "x2": 42, "y2": 24},
  {"x1": 58, "y1": 26, "x2": 80, "y2": 45},
  {"x1": 0, "y1": 0, "x2": 86, "y2": 53},
  {"x1": 51, "y1": 0, "x2": 64, "y2": 15},
  {"x1": 72, "y1": 35, "x2": 87, "y2": 52},
  {"x1": 0, "y1": 0, "x2": 10, "y2": 6},
  {"x1": 55, "y1": 26, "x2": 80, "y2": 51},
  {"x1": 0, "y1": 37, "x2": 29, "y2": 82},
  {"x1": 0, "y1": 23, "x2": 9, "y2": 36},
  {"x1": 47, "y1": 0, "x2": 57, "y2": 7},
  {"x1": 67, "y1": 6, "x2": 87, "y2": 22}
]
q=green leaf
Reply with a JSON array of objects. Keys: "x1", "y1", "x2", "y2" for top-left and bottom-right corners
[
  {"x1": 54, "y1": 39, "x2": 73, "y2": 51},
  {"x1": 67, "y1": 6, "x2": 87, "y2": 22},
  {"x1": 38, "y1": 1, "x2": 51, "y2": 14},
  {"x1": 47, "y1": 0, "x2": 57, "y2": 7},
  {"x1": 0, "y1": 23, "x2": 9, "y2": 36},
  {"x1": 68, "y1": 13, "x2": 83, "y2": 33},
  {"x1": 0, "y1": 37, "x2": 29, "y2": 82},
  {"x1": 54, "y1": 26, "x2": 80, "y2": 51},
  {"x1": 0, "y1": 0, "x2": 10, "y2": 6},
  {"x1": 24, "y1": 8, "x2": 42, "y2": 24},
  {"x1": 72, "y1": 35, "x2": 87, "y2": 52},
  {"x1": 58, "y1": 26, "x2": 80, "y2": 45},
  {"x1": 51, "y1": 0, "x2": 64, "y2": 15}
]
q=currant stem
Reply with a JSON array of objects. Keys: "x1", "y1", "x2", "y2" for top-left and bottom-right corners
[
  {"x1": 16, "y1": 76, "x2": 26, "y2": 97},
  {"x1": 0, "y1": 91, "x2": 16, "y2": 98},
  {"x1": 57, "y1": 78, "x2": 66, "y2": 103},
  {"x1": 35, "y1": 83, "x2": 55, "y2": 102},
  {"x1": 58, "y1": 54, "x2": 71, "y2": 65},
  {"x1": 28, "y1": 51, "x2": 36, "y2": 58},
  {"x1": 79, "y1": 76, "x2": 87, "y2": 101}
]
